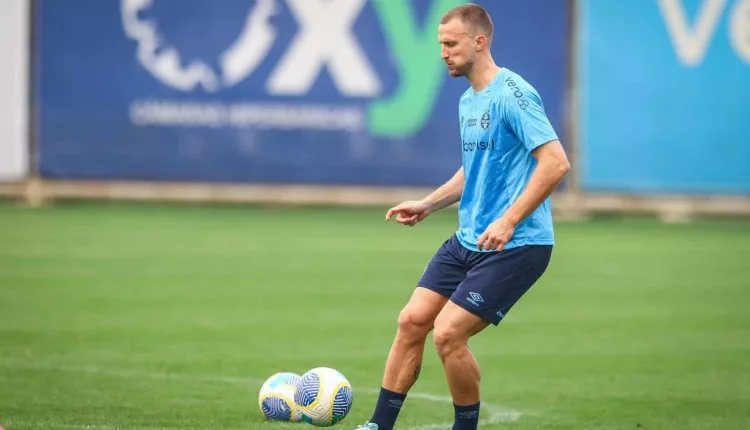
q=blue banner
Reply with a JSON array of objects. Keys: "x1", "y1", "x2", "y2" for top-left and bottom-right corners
[
  {"x1": 579, "y1": 0, "x2": 750, "y2": 195},
  {"x1": 36, "y1": 0, "x2": 568, "y2": 186}
]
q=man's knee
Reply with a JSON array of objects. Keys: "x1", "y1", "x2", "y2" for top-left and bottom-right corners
[
  {"x1": 432, "y1": 322, "x2": 464, "y2": 359},
  {"x1": 396, "y1": 306, "x2": 435, "y2": 341},
  {"x1": 395, "y1": 287, "x2": 448, "y2": 341},
  {"x1": 433, "y1": 301, "x2": 488, "y2": 359}
]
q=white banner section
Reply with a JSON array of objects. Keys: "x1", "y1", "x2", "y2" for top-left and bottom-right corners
[{"x1": 0, "y1": 0, "x2": 29, "y2": 180}]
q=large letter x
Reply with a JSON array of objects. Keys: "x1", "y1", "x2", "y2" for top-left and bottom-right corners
[{"x1": 267, "y1": 0, "x2": 381, "y2": 97}]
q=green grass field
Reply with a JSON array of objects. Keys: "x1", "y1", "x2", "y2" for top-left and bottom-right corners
[{"x1": 0, "y1": 201, "x2": 748, "y2": 430}]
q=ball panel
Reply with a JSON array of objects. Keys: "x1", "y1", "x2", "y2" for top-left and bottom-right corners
[
  {"x1": 260, "y1": 395, "x2": 293, "y2": 421},
  {"x1": 332, "y1": 384, "x2": 353, "y2": 422},
  {"x1": 295, "y1": 371, "x2": 322, "y2": 408},
  {"x1": 269, "y1": 372, "x2": 301, "y2": 390}
]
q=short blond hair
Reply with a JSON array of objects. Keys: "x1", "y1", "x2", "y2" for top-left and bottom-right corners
[{"x1": 440, "y1": 3, "x2": 494, "y2": 44}]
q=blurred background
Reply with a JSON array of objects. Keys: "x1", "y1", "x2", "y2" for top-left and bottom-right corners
[
  {"x1": 0, "y1": 1, "x2": 749, "y2": 429},
  {"x1": 1, "y1": 0, "x2": 748, "y2": 210}
]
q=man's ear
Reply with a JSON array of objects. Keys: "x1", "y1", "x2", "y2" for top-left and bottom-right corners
[{"x1": 474, "y1": 34, "x2": 487, "y2": 51}]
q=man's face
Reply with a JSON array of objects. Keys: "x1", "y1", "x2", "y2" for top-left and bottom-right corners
[{"x1": 438, "y1": 18, "x2": 475, "y2": 77}]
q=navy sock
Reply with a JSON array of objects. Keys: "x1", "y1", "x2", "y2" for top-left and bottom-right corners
[
  {"x1": 369, "y1": 387, "x2": 407, "y2": 430},
  {"x1": 452, "y1": 402, "x2": 480, "y2": 430}
]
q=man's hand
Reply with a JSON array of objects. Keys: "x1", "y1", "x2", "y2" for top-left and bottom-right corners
[
  {"x1": 476, "y1": 216, "x2": 516, "y2": 251},
  {"x1": 385, "y1": 200, "x2": 431, "y2": 227}
]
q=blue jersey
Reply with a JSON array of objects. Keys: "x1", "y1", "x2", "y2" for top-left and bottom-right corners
[{"x1": 456, "y1": 67, "x2": 559, "y2": 252}]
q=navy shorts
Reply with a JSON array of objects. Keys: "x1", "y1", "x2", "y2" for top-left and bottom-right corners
[{"x1": 417, "y1": 234, "x2": 552, "y2": 325}]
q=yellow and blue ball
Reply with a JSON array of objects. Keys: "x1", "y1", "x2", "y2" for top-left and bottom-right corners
[
  {"x1": 294, "y1": 367, "x2": 353, "y2": 427},
  {"x1": 258, "y1": 372, "x2": 303, "y2": 421}
]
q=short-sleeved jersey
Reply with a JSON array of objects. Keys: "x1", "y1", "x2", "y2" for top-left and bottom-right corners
[{"x1": 456, "y1": 67, "x2": 559, "y2": 252}]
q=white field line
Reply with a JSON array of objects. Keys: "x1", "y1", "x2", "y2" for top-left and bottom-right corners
[{"x1": 0, "y1": 361, "x2": 523, "y2": 429}]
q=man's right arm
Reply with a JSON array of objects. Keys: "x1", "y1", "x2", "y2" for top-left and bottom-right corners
[{"x1": 421, "y1": 166, "x2": 464, "y2": 212}]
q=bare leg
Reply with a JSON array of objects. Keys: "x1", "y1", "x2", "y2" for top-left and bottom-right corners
[
  {"x1": 433, "y1": 301, "x2": 489, "y2": 429},
  {"x1": 382, "y1": 287, "x2": 449, "y2": 393},
  {"x1": 366, "y1": 287, "x2": 449, "y2": 430}
]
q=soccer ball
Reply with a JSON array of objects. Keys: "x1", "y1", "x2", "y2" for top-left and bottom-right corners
[
  {"x1": 258, "y1": 372, "x2": 303, "y2": 421},
  {"x1": 294, "y1": 367, "x2": 353, "y2": 426}
]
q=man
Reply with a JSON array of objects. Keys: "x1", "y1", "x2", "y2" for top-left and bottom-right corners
[{"x1": 355, "y1": 4, "x2": 570, "y2": 430}]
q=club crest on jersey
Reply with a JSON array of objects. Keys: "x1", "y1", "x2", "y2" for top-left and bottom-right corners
[{"x1": 480, "y1": 111, "x2": 490, "y2": 129}]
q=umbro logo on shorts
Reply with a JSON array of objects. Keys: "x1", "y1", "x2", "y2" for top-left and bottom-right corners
[{"x1": 467, "y1": 292, "x2": 484, "y2": 306}]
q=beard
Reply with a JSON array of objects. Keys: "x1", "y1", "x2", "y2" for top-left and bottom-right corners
[{"x1": 447, "y1": 59, "x2": 473, "y2": 77}]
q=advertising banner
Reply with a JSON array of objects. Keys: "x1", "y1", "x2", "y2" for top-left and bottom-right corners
[
  {"x1": 37, "y1": 0, "x2": 568, "y2": 186},
  {"x1": 579, "y1": 0, "x2": 750, "y2": 194}
]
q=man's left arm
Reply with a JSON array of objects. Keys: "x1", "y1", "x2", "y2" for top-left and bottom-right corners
[
  {"x1": 503, "y1": 139, "x2": 570, "y2": 226},
  {"x1": 477, "y1": 140, "x2": 569, "y2": 251},
  {"x1": 476, "y1": 88, "x2": 570, "y2": 251}
]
